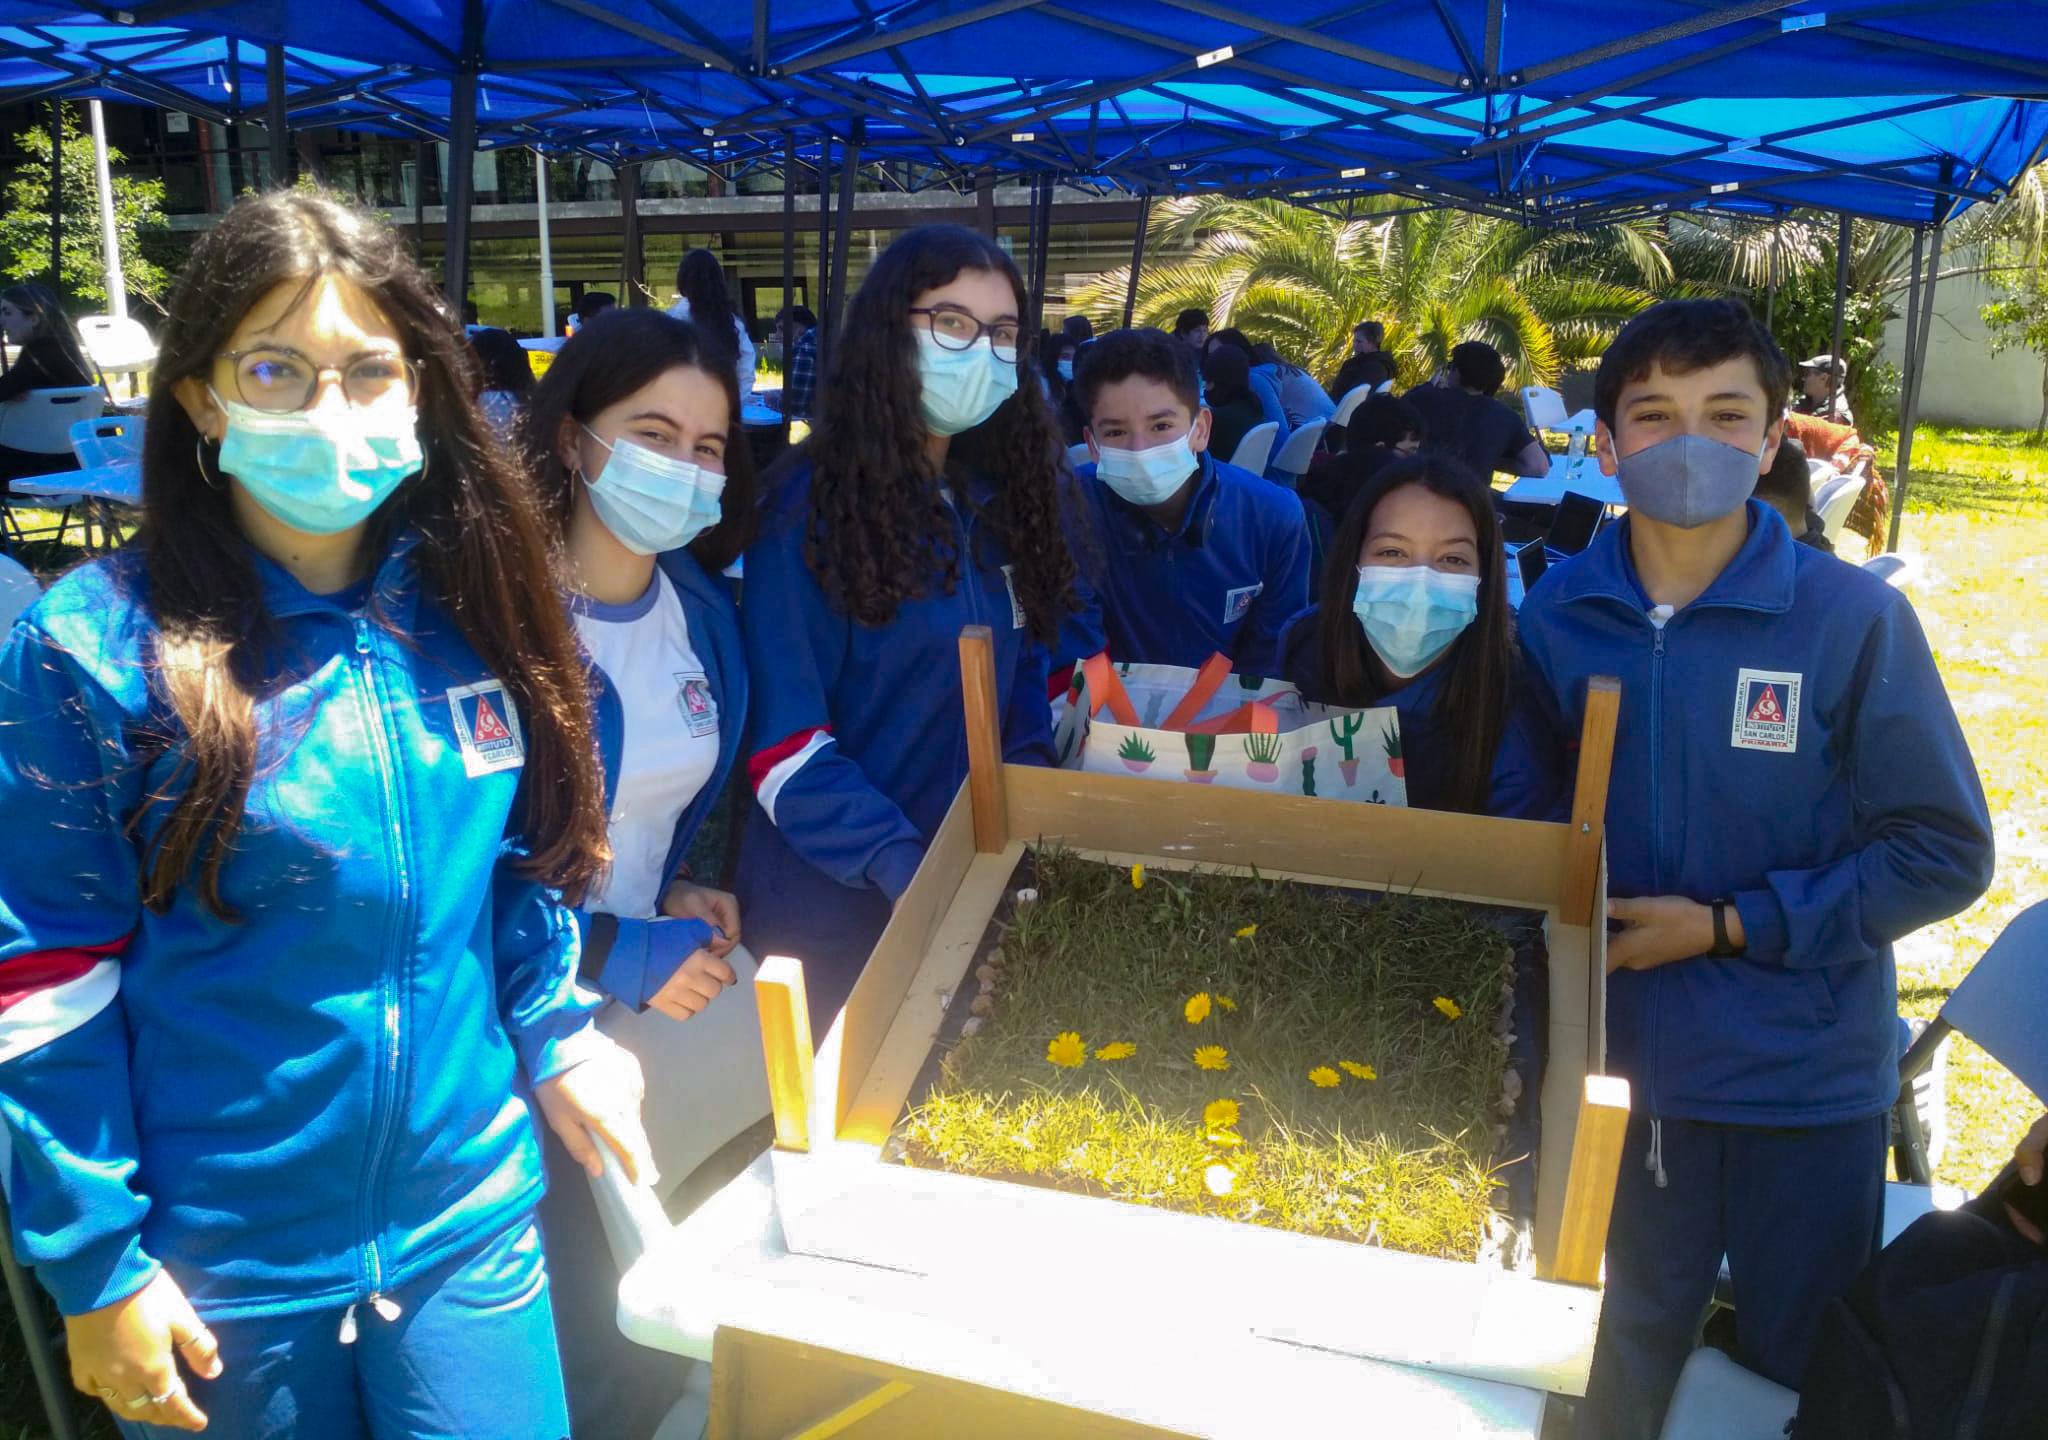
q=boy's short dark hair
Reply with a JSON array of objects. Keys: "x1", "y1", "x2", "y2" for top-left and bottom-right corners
[
  {"x1": 1595, "y1": 298, "x2": 1793, "y2": 428},
  {"x1": 575, "y1": 291, "x2": 617, "y2": 321},
  {"x1": 1173, "y1": 308, "x2": 1209, "y2": 336},
  {"x1": 1348, "y1": 393, "x2": 1425, "y2": 452},
  {"x1": 1073, "y1": 327, "x2": 1204, "y2": 420},
  {"x1": 1062, "y1": 314, "x2": 1095, "y2": 344},
  {"x1": 1355, "y1": 320, "x2": 1384, "y2": 347},
  {"x1": 1754, "y1": 436, "x2": 1810, "y2": 508},
  {"x1": 1448, "y1": 340, "x2": 1507, "y2": 396}
]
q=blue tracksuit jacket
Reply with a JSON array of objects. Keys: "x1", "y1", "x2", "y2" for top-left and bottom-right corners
[
  {"x1": 573, "y1": 548, "x2": 747, "y2": 1011},
  {"x1": 1516, "y1": 502, "x2": 1993, "y2": 1126},
  {"x1": 1064, "y1": 452, "x2": 1310, "y2": 677},
  {"x1": 0, "y1": 538, "x2": 598, "y2": 1319},
  {"x1": 733, "y1": 464, "x2": 1055, "y2": 1019},
  {"x1": 1274, "y1": 606, "x2": 1562, "y2": 819}
]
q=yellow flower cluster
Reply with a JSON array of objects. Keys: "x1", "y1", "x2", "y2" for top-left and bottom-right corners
[
  {"x1": 1433, "y1": 995, "x2": 1464, "y2": 1020},
  {"x1": 1339, "y1": 1060, "x2": 1377, "y2": 1081}
]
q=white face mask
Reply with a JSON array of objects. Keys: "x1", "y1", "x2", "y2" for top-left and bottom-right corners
[
  {"x1": 579, "y1": 424, "x2": 725, "y2": 556},
  {"x1": 1094, "y1": 430, "x2": 1199, "y2": 507},
  {"x1": 1352, "y1": 564, "x2": 1481, "y2": 679}
]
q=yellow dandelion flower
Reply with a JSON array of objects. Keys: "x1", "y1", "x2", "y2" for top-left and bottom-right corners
[
  {"x1": 1130, "y1": 863, "x2": 1145, "y2": 889},
  {"x1": 1308, "y1": 1065, "x2": 1341, "y2": 1089},
  {"x1": 1192, "y1": 1045, "x2": 1230, "y2": 1072},
  {"x1": 1339, "y1": 1061, "x2": 1377, "y2": 1081},
  {"x1": 1046, "y1": 1032, "x2": 1086, "y2": 1068},
  {"x1": 1094, "y1": 1041, "x2": 1136, "y2": 1062},
  {"x1": 1203, "y1": 1098, "x2": 1240, "y2": 1130},
  {"x1": 1234, "y1": 924, "x2": 1258, "y2": 939},
  {"x1": 1216, "y1": 995, "x2": 1238, "y2": 1012},
  {"x1": 1184, "y1": 991, "x2": 1213, "y2": 1025},
  {"x1": 1433, "y1": 995, "x2": 1464, "y2": 1021}
]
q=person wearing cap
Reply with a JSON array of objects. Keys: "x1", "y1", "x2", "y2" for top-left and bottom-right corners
[
  {"x1": 1795, "y1": 354, "x2": 1856, "y2": 427},
  {"x1": 1401, "y1": 340, "x2": 1551, "y2": 479}
]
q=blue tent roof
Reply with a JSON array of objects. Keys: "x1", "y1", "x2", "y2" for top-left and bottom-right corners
[{"x1": 0, "y1": 2, "x2": 2043, "y2": 225}]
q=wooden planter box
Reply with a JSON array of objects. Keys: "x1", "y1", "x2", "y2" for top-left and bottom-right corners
[{"x1": 753, "y1": 628, "x2": 1628, "y2": 1398}]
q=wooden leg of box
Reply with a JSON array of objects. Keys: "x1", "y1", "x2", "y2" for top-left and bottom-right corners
[
  {"x1": 756, "y1": 956, "x2": 815, "y2": 1154},
  {"x1": 1547, "y1": 1074, "x2": 1631, "y2": 1287},
  {"x1": 1562, "y1": 676, "x2": 1621, "y2": 927},
  {"x1": 957, "y1": 625, "x2": 1008, "y2": 854}
]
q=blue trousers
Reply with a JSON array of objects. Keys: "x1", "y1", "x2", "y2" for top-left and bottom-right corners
[
  {"x1": 1576, "y1": 1112, "x2": 1887, "y2": 1440},
  {"x1": 117, "y1": 1222, "x2": 568, "y2": 1440}
]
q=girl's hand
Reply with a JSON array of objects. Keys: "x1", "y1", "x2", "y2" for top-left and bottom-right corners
[
  {"x1": 649, "y1": 949, "x2": 737, "y2": 1023},
  {"x1": 660, "y1": 879, "x2": 740, "y2": 958},
  {"x1": 68, "y1": 1269, "x2": 221, "y2": 1432},
  {"x1": 535, "y1": 1036, "x2": 655, "y2": 1185}
]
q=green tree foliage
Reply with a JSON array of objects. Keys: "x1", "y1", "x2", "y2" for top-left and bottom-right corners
[
  {"x1": 1981, "y1": 261, "x2": 2048, "y2": 436},
  {"x1": 0, "y1": 105, "x2": 176, "y2": 312},
  {"x1": 1070, "y1": 195, "x2": 1669, "y2": 390}
]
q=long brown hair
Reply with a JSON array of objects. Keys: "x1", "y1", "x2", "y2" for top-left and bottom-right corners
[
  {"x1": 1312, "y1": 453, "x2": 1515, "y2": 816},
  {"x1": 139, "y1": 188, "x2": 609, "y2": 915}
]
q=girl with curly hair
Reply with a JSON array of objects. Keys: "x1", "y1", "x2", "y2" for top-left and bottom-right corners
[{"x1": 735, "y1": 223, "x2": 1076, "y2": 1031}]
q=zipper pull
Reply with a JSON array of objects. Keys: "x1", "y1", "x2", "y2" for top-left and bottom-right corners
[
  {"x1": 338, "y1": 1303, "x2": 359, "y2": 1344},
  {"x1": 369, "y1": 1293, "x2": 403, "y2": 1323},
  {"x1": 353, "y1": 618, "x2": 373, "y2": 657}
]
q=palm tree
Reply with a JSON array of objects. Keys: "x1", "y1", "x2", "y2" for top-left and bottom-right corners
[{"x1": 1069, "y1": 195, "x2": 1669, "y2": 390}]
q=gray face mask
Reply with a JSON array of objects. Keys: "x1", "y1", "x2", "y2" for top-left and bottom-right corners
[{"x1": 1614, "y1": 433, "x2": 1762, "y2": 529}]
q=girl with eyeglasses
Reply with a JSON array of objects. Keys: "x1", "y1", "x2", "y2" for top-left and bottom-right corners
[
  {"x1": 0, "y1": 190, "x2": 646, "y2": 1436},
  {"x1": 735, "y1": 223, "x2": 1078, "y2": 1034}
]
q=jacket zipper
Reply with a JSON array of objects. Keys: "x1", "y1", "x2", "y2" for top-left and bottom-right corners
[
  {"x1": 349, "y1": 616, "x2": 413, "y2": 1327},
  {"x1": 1645, "y1": 616, "x2": 1667, "y2": 1176}
]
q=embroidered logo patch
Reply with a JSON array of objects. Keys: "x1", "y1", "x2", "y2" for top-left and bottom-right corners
[
  {"x1": 1223, "y1": 582, "x2": 1263, "y2": 625},
  {"x1": 676, "y1": 671, "x2": 719, "y2": 738},
  {"x1": 445, "y1": 680, "x2": 526, "y2": 777},
  {"x1": 1731, "y1": 668, "x2": 1801, "y2": 753},
  {"x1": 999, "y1": 564, "x2": 1026, "y2": 629}
]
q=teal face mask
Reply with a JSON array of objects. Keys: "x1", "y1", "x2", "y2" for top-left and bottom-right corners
[
  {"x1": 915, "y1": 331, "x2": 1019, "y2": 437},
  {"x1": 1352, "y1": 564, "x2": 1481, "y2": 679},
  {"x1": 580, "y1": 424, "x2": 725, "y2": 556},
  {"x1": 213, "y1": 389, "x2": 423, "y2": 536}
]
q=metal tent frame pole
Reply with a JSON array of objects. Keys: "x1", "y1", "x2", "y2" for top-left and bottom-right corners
[
  {"x1": 781, "y1": 131, "x2": 796, "y2": 316},
  {"x1": 413, "y1": 139, "x2": 428, "y2": 258},
  {"x1": 265, "y1": 42, "x2": 288, "y2": 186},
  {"x1": 620, "y1": 160, "x2": 642, "y2": 303},
  {"x1": 1828, "y1": 211, "x2": 1850, "y2": 417},
  {"x1": 828, "y1": 119, "x2": 862, "y2": 349},
  {"x1": 814, "y1": 131, "x2": 834, "y2": 371},
  {"x1": 1889, "y1": 224, "x2": 1944, "y2": 552},
  {"x1": 1122, "y1": 189, "x2": 1151, "y2": 329},
  {"x1": 1029, "y1": 175, "x2": 1053, "y2": 331},
  {"x1": 443, "y1": 0, "x2": 483, "y2": 315},
  {"x1": 48, "y1": 99, "x2": 62, "y2": 296},
  {"x1": 535, "y1": 148, "x2": 556, "y2": 336},
  {"x1": 87, "y1": 100, "x2": 127, "y2": 319}
]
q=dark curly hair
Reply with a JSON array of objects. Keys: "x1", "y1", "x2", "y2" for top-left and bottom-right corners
[{"x1": 805, "y1": 223, "x2": 1075, "y2": 645}]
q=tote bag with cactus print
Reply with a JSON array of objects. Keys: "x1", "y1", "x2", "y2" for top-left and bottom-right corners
[{"x1": 1053, "y1": 652, "x2": 1407, "y2": 805}]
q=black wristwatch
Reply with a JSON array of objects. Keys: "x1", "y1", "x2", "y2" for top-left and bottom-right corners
[{"x1": 1708, "y1": 899, "x2": 1744, "y2": 958}]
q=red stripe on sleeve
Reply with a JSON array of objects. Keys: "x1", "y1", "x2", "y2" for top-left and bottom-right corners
[
  {"x1": 0, "y1": 937, "x2": 129, "y2": 1013},
  {"x1": 747, "y1": 725, "x2": 830, "y2": 792},
  {"x1": 1047, "y1": 664, "x2": 1076, "y2": 703}
]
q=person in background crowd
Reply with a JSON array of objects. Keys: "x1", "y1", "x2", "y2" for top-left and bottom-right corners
[
  {"x1": 1754, "y1": 436, "x2": 1833, "y2": 552},
  {"x1": 1201, "y1": 345, "x2": 1268, "y2": 467},
  {"x1": 1518, "y1": 298, "x2": 1993, "y2": 1439},
  {"x1": 565, "y1": 290, "x2": 616, "y2": 337},
  {"x1": 1329, "y1": 320, "x2": 1397, "y2": 402},
  {"x1": 469, "y1": 325, "x2": 535, "y2": 440},
  {"x1": 519, "y1": 307, "x2": 754, "y2": 1440},
  {"x1": 1173, "y1": 308, "x2": 1210, "y2": 355},
  {"x1": 1794, "y1": 354, "x2": 1856, "y2": 427},
  {"x1": 1041, "y1": 329, "x2": 1087, "y2": 447},
  {"x1": 668, "y1": 248, "x2": 756, "y2": 401},
  {"x1": 0, "y1": 282, "x2": 103, "y2": 485},
  {"x1": 734, "y1": 224, "x2": 1077, "y2": 1036},
  {"x1": 773, "y1": 304, "x2": 821, "y2": 423},
  {"x1": 1301, "y1": 392, "x2": 1426, "y2": 537},
  {"x1": 1064, "y1": 327, "x2": 1309, "y2": 675},
  {"x1": 1253, "y1": 342, "x2": 1337, "y2": 429},
  {"x1": 1279, "y1": 452, "x2": 1555, "y2": 818},
  {"x1": 1403, "y1": 340, "x2": 1549, "y2": 479},
  {"x1": 1062, "y1": 314, "x2": 1095, "y2": 350},
  {"x1": 1206, "y1": 328, "x2": 1291, "y2": 454},
  {"x1": 0, "y1": 188, "x2": 646, "y2": 1437}
]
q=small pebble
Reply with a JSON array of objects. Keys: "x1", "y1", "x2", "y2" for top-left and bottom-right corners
[
  {"x1": 961, "y1": 1017, "x2": 985, "y2": 1036},
  {"x1": 937, "y1": 989, "x2": 952, "y2": 1012},
  {"x1": 1203, "y1": 1163, "x2": 1236, "y2": 1197},
  {"x1": 1014, "y1": 888, "x2": 1039, "y2": 904},
  {"x1": 969, "y1": 994, "x2": 994, "y2": 1016},
  {"x1": 975, "y1": 963, "x2": 999, "y2": 985}
]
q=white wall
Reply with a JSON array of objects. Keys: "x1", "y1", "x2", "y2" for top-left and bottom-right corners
[{"x1": 1881, "y1": 254, "x2": 2048, "y2": 432}]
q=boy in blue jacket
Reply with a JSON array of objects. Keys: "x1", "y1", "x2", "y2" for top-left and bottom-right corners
[
  {"x1": 1065, "y1": 327, "x2": 1309, "y2": 677},
  {"x1": 1515, "y1": 299, "x2": 1994, "y2": 1439}
]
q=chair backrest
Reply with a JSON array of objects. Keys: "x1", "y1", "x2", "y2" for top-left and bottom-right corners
[
  {"x1": 1270, "y1": 418, "x2": 1327, "y2": 477},
  {"x1": 1940, "y1": 898, "x2": 2048, "y2": 1102},
  {"x1": 70, "y1": 414, "x2": 144, "y2": 470},
  {"x1": 1227, "y1": 421, "x2": 1279, "y2": 475},
  {"x1": 1331, "y1": 384, "x2": 1374, "y2": 426},
  {"x1": 0, "y1": 386, "x2": 106, "y2": 455},
  {"x1": 0, "y1": 555, "x2": 42, "y2": 630},
  {"x1": 1371, "y1": 378, "x2": 1395, "y2": 396},
  {"x1": 75, "y1": 314, "x2": 156, "y2": 373},
  {"x1": 1816, "y1": 476, "x2": 1861, "y2": 541},
  {"x1": 1807, "y1": 458, "x2": 1841, "y2": 498},
  {"x1": 1065, "y1": 441, "x2": 1093, "y2": 470},
  {"x1": 1860, "y1": 553, "x2": 1918, "y2": 589},
  {"x1": 1521, "y1": 385, "x2": 1569, "y2": 431}
]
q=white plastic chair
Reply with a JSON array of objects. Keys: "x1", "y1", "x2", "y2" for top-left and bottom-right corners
[
  {"x1": 71, "y1": 414, "x2": 143, "y2": 470},
  {"x1": 1268, "y1": 417, "x2": 1327, "y2": 480},
  {"x1": 1806, "y1": 458, "x2": 1839, "y2": 497},
  {"x1": 1657, "y1": 1348, "x2": 1798, "y2": 1440},
  {"x1": 0, "y1": 385, "x2": 105, "y2": 455},
  {"x1": 0, "y1": 554, "x2": 41, "y2": 629},
  {"x1": 76, "y1": 315, "x2": 155, "y2": 393},
  {"x1": 1521, "y1": 385, "x2": 1569, "y2": 432},
  {"x1": 1815, "y1": 474, "x2": 1861, "y2": 543},
  {"x1": 1331, "y1": 384, "x2": 1374, "y2": 427},
  {"x1": 1371, "y1": 378, "x2": 1395, "y2": 396},
  {"x1": 1862, "y1": 553, "x2": 1919, "y2": 589},
  {"x1": 1226, "y1": 421, "x2": 1279, "y2": 475}
]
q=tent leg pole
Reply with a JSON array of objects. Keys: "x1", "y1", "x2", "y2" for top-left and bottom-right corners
[
  {"x1": 1122, "y1": 189, "x2": 1151, "y2": 329},
  {"x1": 620, "y1": 160, "x2": 642, "y2": 304},
  {"x1": 413, "y1": 140, "x2": 428, "y2": 259},
  {"x1": 1889, "y1": 225, "x2": 1943, "y2": 553},
  {"x1": 444, "y1": 68, "x2": 478, "y2": 315},
  {"x1": 814, "y1": 131, "x2": 834, "y2": 373},
  {"x1": 1828, "y1": 211, "x2": 1850, "y2": 421},
  {"x1": 828, "y1": 119, "x2": 861, "y2": 349},
  {"x1": 49, "y1": 99, "x2": 63, "y2": 296},
  {"x1": 88, "y1": 100, "x2": 126, "y2": 320},
  {"x1": 1031, "y1": 177, "x2": 1053, "y2": 331},
  {"x1": 265, "y1": 43, "x2": 289, "y2": 186},
  {"x1": 782, "y1": 131, "x2": 796, "y2": 317}
]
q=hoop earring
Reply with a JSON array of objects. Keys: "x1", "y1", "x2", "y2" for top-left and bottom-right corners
[{"x1": 194, "y1": 435, "x2": 225, "y2": 491}]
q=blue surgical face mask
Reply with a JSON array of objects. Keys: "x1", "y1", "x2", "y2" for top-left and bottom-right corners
[
  {"x1": 915, "y1": 331, "x2": 1018, "y2": 437},
  {"x1": 1614, "y1": 432, "x2": 1764, "y2": 529},
  {"x1": 1352, "y1": 564, "x2": 1481, "y2": 680},
  {"x1": 1056, "y1": 359, "x2": 1075, "y2": 382},
  {"x1": 580, "y1": 425, "x2": 725, "y2": 556},
  {"x1": 1094, "y1": 430, "x2": 1199, "y2": 508},
  {"x1": 212, "y1": 389, "x2": 422, "y2": 536}
]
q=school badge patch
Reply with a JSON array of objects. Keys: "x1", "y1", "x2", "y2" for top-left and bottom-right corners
[
  {"x1": 1223, "y1": 582, "x2": 1263, "y2": 625},
  {"x1": 676, "y1": 671, "x2": 719, "y2": 738},
  {"x1": 445, "y1": 680, "x2": 527, "y2": 777},
  {"x1": 1731, "y1": 668, "x2": 1801, "y2": 753}
]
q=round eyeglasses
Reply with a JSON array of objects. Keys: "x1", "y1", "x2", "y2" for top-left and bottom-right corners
[
  {"x1": 218, "y1": 346, "x2": 419, "y2": 413},
  {"x1": 908, "y1": 306, "x2": 1021, "y2": 363}
]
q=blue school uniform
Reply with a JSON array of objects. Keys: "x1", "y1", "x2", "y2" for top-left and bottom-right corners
[
  {"x1": 0, "y1": 537, "x2": 594, "y2": 1423},
  {"x1": 734, "y1": 464, "x2": 1055, "y2": 1031},
  {"x1": 1065, "y1": 452, "x2": 1310, "y2": 678},
  {"x1": 1516, "y1": 501, "x2": 1992, "y2": 1432}
]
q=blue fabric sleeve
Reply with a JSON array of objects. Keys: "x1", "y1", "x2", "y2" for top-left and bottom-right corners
[
  {"x1": 571, "y1": 910, "x2": 718, "y2": 1011},
  {"x1": 492, "y1": 857, "x2": 602, "y2": 1084},
  {"x1": 1487, "y1": 684, "x2": 1571, "y2": 822},
  {"x1": 1731, "y1": 596, "x2": 1993, "y2": 970},
  {"x1": 1234, "y1": 493, "x2": 1311, "y2": 678},
  {"x1": 0, "y1": 624, "x2": 158, "y2": 1314},
  {"x1": 741, "y1": 521, "x2": 927, "y2": 901},
  {"x1": 1249, "y1": 368, "x2": 1291, "y2": 449},
  {"x1": 1001, "y1": 635, "x2": 1057, "y2": 769}
]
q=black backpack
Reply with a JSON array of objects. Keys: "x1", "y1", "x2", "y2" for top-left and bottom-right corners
[{"x1": 1793, "y1": 1201, "x2": 2048, "y2": 1440}]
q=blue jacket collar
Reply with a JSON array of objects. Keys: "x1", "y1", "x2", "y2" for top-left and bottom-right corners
[
  {"x1": 253, "y1": 527, "x2": 423, "y2": 621},
  {"x1": 1549, "y1": 500, "x2": 1796, "y2": 618}
]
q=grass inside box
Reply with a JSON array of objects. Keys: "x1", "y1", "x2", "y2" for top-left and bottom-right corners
[{"x1": 895, "y1": 850, "x2": 1523, "y2": 1262}]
